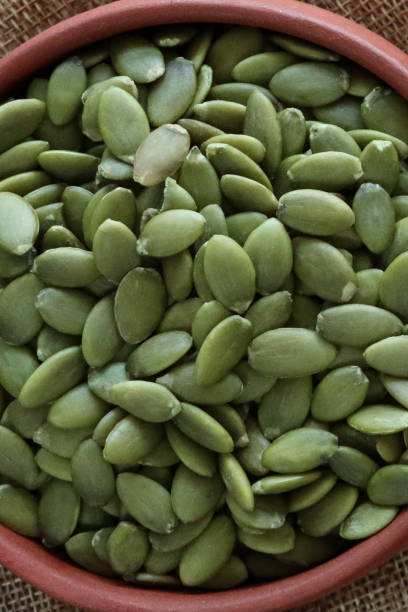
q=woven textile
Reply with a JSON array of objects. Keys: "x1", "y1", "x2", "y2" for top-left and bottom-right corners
[{"x1": 0, "y1": 0, "x2": 408, "y2": 610}]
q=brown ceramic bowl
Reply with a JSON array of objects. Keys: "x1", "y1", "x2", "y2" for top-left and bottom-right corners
[{"x1": 0, "y1": 1, "x2": 408, "y2": 610}]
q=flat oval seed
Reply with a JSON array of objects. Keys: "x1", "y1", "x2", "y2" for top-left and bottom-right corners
[
  {"x1": 171, "y1": 464, "x2": 224, "y2": 523},
  {"x1": 179, "y1": 146, "x2": 222, "y2": 208},
  {"x1": 246, "y1": 291, "x2": 292, "y2": 338},
  {"x1": 19, "y1": 346, "x2": 86, "y2": 409},
  {"x1": 232, "y1": 51, "x2": 297, "y2": 85},
  {"x1": 137, "y1": 209, "x2": 204, "y2": 257},
  {"x1": 313, "y1": 95, "x2": 364, "y2": 131},
  {"x1": 380, "y1": 252, "x2": 408, "y2": 318},
  {"x1": 238, "y1": 523, "x2": 295, "y2": 555},
  {"x1": 234, "y1": 361, "x2": 276, "y2": 404},
  {"x1": 133, "y1": 123, "x2": 190, "y2": 186},
  {"x1": 48, "y1": 383, "x2": 108, "y2": 430},
  {"x1": 262, "y1": 428, "x2": 338, "y2": 473},
  {"x1": 221, "y1": 174, "x2": 277, "y2": 216},
  {"x1": 364, "y1": 335, "x2": 408, "y2": 376},
  {"x1": 93, "y1": 219, "x2": 140, "y2": 282},
  {"x1": 109, "y1": 381, "x2": 180, "y2": 423},
  {"x1": 201, "y1": 556, "x2": 248, "y2": 590},
  {"x1": 0, "y1": 484, "x2": 39, "y2": 537},
  {"x1": 82, "y1": 294, "x2": 122, "y2": 367},
  {"x1": 161, "y1": 177, "x2": 197, "y2": 212},
  {"x1": 159, "y1": 298, "x2": 203, "y2": 333},
  {"x1": 157, "y1": 362, "x2": 242, "y2": 406},
  {"x1": 244, "y1": 91, "x2": 282, "y2": 177},
  {"x1": 39, "y1": 480, "x2": 80, "y2": 547},
  {"x1": 174, "y1": 402, "x2": 233, "y2": 453},
  {"x1": 219, "y1": 453, "x2": 254, "y2": 512},
  {"x1": 278, "y1": 189, "x2": 354, "y2": 235},
  {"x1": 108, "y1": 522, "x2": 149, "y2": 574},
  {"x1": 204, "y1": 235, "x2": 255, "y2": 313},
  {"x1": 348, "y1": 404, "x2": 408, "y2": 435},
  {"x1": 114, "y1": 268, "x2": 166, "y2": 344},
  {"x1": 258, "y1": 377, "x2": 312, "y2": 440},
  {"x1": 195, "y1": 203, "x2": 227, "y2": 250},
  {"x1": 92, "y1": 526, "x2": 115, "y2": 563},
  {"x1": 36, "y1": 288, "x2": 96, "y2": 336},
  {"x1": 367, "y1": 465, "x2": 408, "y2": 505},
  {"x1": 65, "y1": 532, "x2": 114, "y2": 577},
  {"x1": 298, "y1": 483, "x2": 358, "y2": 536},
  {"x1": 202, "y1": 134, "x2": 265, "y2": 162},
  {"x1": 33, "y1": 247, "x2": 99, "y2": 287},
  {"x1": 47, "y1": 57, "x2": 87, "y2": 125},
  {"x1": 33, "y1": 421, "x2": 92, "y2": 459},
  {"x1": 0, "y1": 140, "x2": 49, "y2": 179},
  {"x1": 86, "y1": 186, "x2": 137, "y2": 248},
  {"x1": 294, "y1": 237, "x2": 357, "y2": 302},
  {"x1": 149, "y1": 513, "x2": 212, "y2": 554},
  {"x1": 103, "y1": 415, "x2": 162, "y2": 465},
  {"x1": 236, "y1": 417, "x2": 269, "y2": 477},
  {"x1": 270, "y1": 62, "x2": 348, "y2": 106},
  {"x1": 127, "y1": 331, "x2": 192, "y2": 377},
  {"x1": 98, "y1": 87, "x2": 150, "y2": 162},
  {"x1": 288, "y1": 152, "x2": 362, "y2": 191},
  {"x1": 206, "y1": 142, "x2": 271, "y2": 189},
  {"x1": 195, "y1": 316, "x2": 252, "y2": 386},
  {"x1": 0, "y1": 425, "x2": 40, "y2": 489},
  {"x1": 360, "y1": 140, "x2": 399, "y2": 194},
  {"x1": 162, "y1": 249, "x2": 194, "y2": 301},
  {"x1": 193, "y1": 100, "x2": 245, "y2": 133},
  {"x1": 271, "y1": 32, "x2": 339, "y2": 61},
  {"x1": 206, "y1": 404, "x2": 248, "y2": 448},
  {"x1": 5, "y1": 399, "x2": 48, "y2": 439},
  {"x1": 249, "y1": 328, "x2": 337, "y2": 377},
  {"x1": 0, "y1": 244, "x2": 33, "y2": 280},
  {"x1": 361, "y1": 87, "x2": 408, "y2": 143},
  {"x1": 192, "y1": 301, "x2": 230, "y2": 348},
  {"x1": 166, "y1": 422, "x2": 216, "y2": 477},
  {"x1": 317, "y1": 304, "x2": 403, "y2": 348},
  {"x1": 93, "y1": 408, "x2": 127, "y2": 447},
  {"x1": 38, "y1": 151, "x2": 98, "y2": 183},
  {"x1": 309, "y1": 123, "x2": 361, "y2": 156},
  {"x1": 0, "y1": 192, "x2": 39, "y2": 255},
  {"x1": 110, "y1": 34, "x2": 164, "y2": 82},
  {"x1": 178, "y1": 118, "x2": 224, "y2": 145},
  {"x1": 329, "y1": 446, "x2": 378, "y2": 487},
  {"x1": 340, "y1": 501, "x2": 398, "y2": 539},
  {"x1": 209, "y1": 82, "x2": 279, "y2": 107},
  {"x1": 148, "y1": 58, "x2": 196, "y2": 126},
  {"x1": 42, "y1": 226, "x2": 84, "y2": 251},
  {"x1": 0, "y1": 273, "x2": 44, "y2": 344},
  {"x1": 350, "y1": 129, "x2": 408, "y2": 158},
  {"x1": 244, "y1": 218, "x2": 293, "y2": 295},
  {"x1": 252, "y1": 472, "x2": 321, "y2": 495},
  {"x1": 179, "y1": 515, "x2": 236, "y2": 586},
  {"x1": 0, "y1": 339, "x2": 38, "y2": 397},
  {"x1": 311, "y1": 366, "x2": 368, "y2": 422},
  {"x1": 0, "y1": 99, "x2": 46, "y2": 154},
  {"x1": 276, "y1": 533, "x2": 341, "y2": 568},
  {"x1": 117, "y1": 473, "x2": 176, "y2": 533},
  {"x1": 381, "y1": 374, "x2": 408, "y2": 408},
  {"x1": 207, "y1": 26, "x2": 263, "y2": 83}
]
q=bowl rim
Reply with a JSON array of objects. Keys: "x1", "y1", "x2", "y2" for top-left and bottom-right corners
[{"x1": 1, "y1": 1, "x2": 408, "y2": 610}]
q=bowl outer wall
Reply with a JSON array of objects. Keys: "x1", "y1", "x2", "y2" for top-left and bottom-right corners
[{"x1": 0, "y1": 0, "x2": 408, "y2": 610}]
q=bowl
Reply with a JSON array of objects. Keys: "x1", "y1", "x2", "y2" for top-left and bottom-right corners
[{"x1": 0, "y1": 1, "x2": 408, "y2": 610}]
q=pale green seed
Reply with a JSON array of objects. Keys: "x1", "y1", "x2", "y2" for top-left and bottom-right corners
[
  {"x1": 92, "y1": 220, "x2": 140, "y2": 285},
  {"x1": 348, "y1": 404, "x2": 408, "y2": 435},
  {"x1": 360, "y1": 140, "x2": 399, "y2": 194},
  {"x1": 252, "y1": 472, "x2": 321, "y2": 495},
  {"x1": 35, "y1": 116, "x2": 83, "y2": 151},
  {"x1": 185, "y1": 64, "x2": 213, "y2": 117},
  {"x1": 221, "y1": 174, "x2": 277, "y2": 215},
  {"x1": 234, "y1": 361, "x2": 276, "y2": 404},
  {"x1": 288, "y1": 471, "x2": 338, "y2": 512},
  {"x1": 349, "y1": 129, "x2": 408, "y2": 158},
  {"x1": 174, "y1": 402, "x2": 234, "y2": 453},
  {"x1": 195, "y1": 204, "x2": 228, "y2": 250},
  {"x1": 137, "y1": 209, "x2": 204, "y2": 257},
  {"x1": 35, "y1": 201, "x2": 65, "y2": 234},
  {"x1": 133, "y1": 123, "x2": 190, "y2": 186},
  {"x1": 376, "y1": 433, "x2": 405, "y2": 463},
  {"x1": 127, "y1": 331, "x2": 192, "y2": 377},
  {"x1": 313, "y1": 95, "x2": 364, "y2": 131},
  {"x1": 273, "y1": 153, "x2": 304, "y2": 198},
  {"x1": 48, "y1": 383, "x2": 108, "y2": 430},
  {"x1": 36, "y1": 287, "x2": 96, "y2": 336},
  {"x1": 82, "y1": 294, "x2": 122, "y2": 367},
  {"x1": 350, "y1": 268, "x2": 383, "y2": 305},
  {"x1": 192, "y1": 301, "x2": 230, "y2": 348},
  {"x1": 62, "y1": 186, "x2": 92, "y2": 240},
  {"x1": 244, "y1": 91, "x2": 282, "y2": 177},
  {"x1": 179, "y1": 145, "x2": 222, "y2": 208},
  {"x1": 110, "y1": 34, "x2": 165, "y2": 83},
  {"x1": 206, "y1": 142, "x2": 272, "y2": 189},
  {"x1": 232, "y1": 51, "x2": 297, "y2": 85},
  {"x1": 93, "y1": 407, "x2": 126, "y2": 447},
  {"x1": 361, "y1": 87, "x2": 408, "y2": 143},
  {"x1": 270, "y1": 32, "x2": 340, "y2": 61},
  {"x1": 193, "y1": 100, "x2": 245, "y2": 133},
  {"x1": 298, "y1": 483, "x2": 358, "y2": 536},
  {"x1": 288, "y1": 152, "x2": 362, "y2": 191},
  {"x1": 381, "y1": 374, "x2": 408, "y2": 409},
  {"x1": 201, "y1": 134, "x2": 265, "y2": 163},
  {"x1": 92, "y1": 527, "x2": 115, "y2": 563},
  {"x1": 103, "y1": 415, "x2": 162, "y2": 465},
  {"x1": 192, "y1": 242, "x2": 214, "y2": 301},
  {"x1": 47, "y1": 57, "x2": 87, "y2": 126},
  {"x1": 340, "y1": 501, "x2": 398, "y2": 539},
  {"x1": 382, "y1": 218, "x2": 408, "y2": 266},
  {"x1": 207, "y1": 26, "x2": 263, "y2": 83},
  {"x1": 201, "y1": 556, "x2": 248, "y2": 590},
  {"x1": 245, "y1": 291, "x2": 292, "y2": 338},
  {"x1": 270, "y1": 62, "x2": 348, "y2": 106},
  {"x1": 19, "y1": 346, "x2": 86, "y2": 409},
  {"x1": 278, "y1": 107, "x2": 307, "y2": 157},
  {"x1": 309, "y1": 123, "x2": 361, "y2": 156},
  {"x1": 367, "y1": 465, "x2": 408, "y2": 505},
  {"x1": 380, "y1": 252, "x2": 408, "y2": 318},
  {"x1": 148, "y1": 57, "x2": 196, "y2": 126},
  {"x1": 329, "y1": 446, "x2": 378, "y2": 487},
  {"x1": 65, "y1": 531, "x2": 115, "y2": 577},
  {"x1": 114, "y1": 268, "x2": 166, "y2": 344},
  {"x1": 0, "y1": 273, "x2": 43, "y2": 345},
  {"x1": 97, "y1": 148, "x2": 133, "y2": 181},
  {"x1": 0, "y1": 99, "x2": 46, "y2": 154},
  {"x1": 0, "y1": 484, "x2": 39, "y2": 537},
  {"x1": 5, "y1": 399, "x2": 48, "y2": 439},
  {"x1": 42, "y1": 225, "x2": 84, "y2": 251},
  {"x1": 0, "y1": 192, "x2": 39, "y2": 255},
  {"x1": 161, "y1": 177, "x2": 197, "y2": 212},
  {"x1": 171, "y1": 464, "x2": 224, "y2": 523},
  {"x1": 249, "y1": 328, "x2": 337, "y2": 377},
  {"x1": 0, "y1": 140, "x2": 49, "y2": 179},
  {"x1": 109, "y1": 380, "x2": 180, "y2": 423},
  {"x1": 0, "y1": 424, "x2": 40, "y2": 489},
  {"x1": 258, "y1": 377, "x2": 312, "y2": 440},
  {"x1": 364, "y1": 335, "x2": 408, "y2": 376},
  {"x1": 26, "y1": 77, "x2": 48, "y2": 101},
  {"x1": 311, "y1": 366, "x2": 368, "y2": 423},
  {"x1": 159, "y1": 298, "x2": 203, "y2": 333},
  {"x1": 38, "y1": 151, "x2": 98, "y2": 183},
  {"x1": 238, "y1": 523, "x2": 295, "y2": 554},
  {"x1": 219, "y1": 453, "x2": 254, "y2": 512},
  {"x1": 108, "y1": 521, "x2": 149, "y2": 574},
  {"x1": 33, "y1": 421, "x2": 92, "y2": 459},
  {"x1": 236, "y1": 417, "x2": 269, "y2": 477},
  {"x1": 178, "y1": 118, "x2": 224, "y2": 145},
  {"x1": 87, "y1": 63, "x2": 116, "y2": 86},
  {"x1": 185, "y1": 25, "x2": 214, "y2": 71},
  {"x1": 206, "y1": 404, "x2": 248, "y2": 448},
  {"x1": 117, "y1": 473, "x2": 177, "y2": 533},
  {"x1": 149, "y1": 512, "x2": 212, "y2": 553},
  {"x1": 33, "y1": 247, "x2": 99, "y2": 288},
  {"x1": 166, "y1": 422, "x2": 216, "y2": 477},
  {"x1": 35, "y1": 448, "x2": 72, "y2": 481}
]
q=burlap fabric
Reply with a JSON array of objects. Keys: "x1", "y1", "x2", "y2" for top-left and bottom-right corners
[{"x1": 0, "y1": 0, "x2": 408, "y2": 610}]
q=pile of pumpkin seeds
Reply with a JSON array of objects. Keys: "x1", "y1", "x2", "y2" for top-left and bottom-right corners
[{"x1": 1, "y1": 23, "x2": 408, "y2": 590}]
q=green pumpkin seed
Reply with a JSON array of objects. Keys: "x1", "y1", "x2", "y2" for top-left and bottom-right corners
[
  {"x1": 192, "y1": 301, "x2": 230, "y2": 348},
  {"x1": 276, "y1": 532, "x2": 342, "y2": 567},
  {"x1": 92, "y1": 408, "x2": 126, "y2": 449},
  {"x1": 103, "y1": 415, "x2": 162, "y2": 465},
  {"x1": 195, "y1": 204, "x2": 228, "y2": 249},
  {"x1": 381, "y1": 374, "x2": 408, "y2": 409},
  {"x1": 382, "y1": 218, "x2": 408, "y2": 267},
  {"x1": 140, "y1": 545, "x2": 180, "y2": 575},
  {"x1": 5, "y1": 399, "x2": 48, "y2": 439},
  {"x1": 25, "y1": 184, "x2": 65, "y2": 211},
  {"x1": 349, "y1": 268, "x2": 383, "y2": 305},
  {"x1": 293, "y1": 237, "x2": 357, "y2": 302},
  {"x1": 33, "y1": 247, "x2": 99, "y2": 287},
  {"x1": 202, "y1": 134, "x2": 265, "y2": 163},
  {"x1": 309, "y1": 123, "x2": 361, "y2": 156},
  {"x1": 193, "y1": 100, "x2": 245, "y2": 134},
  {"x1": 0, "y1": 192, "x2": 39, "y2": 255},
  {"x1": 82, "y1": 294, "x2": 122, "y2": 367},
  {"x1": 298, "y1": 482, "x2": 358, "y2": 536},
  {"x1": 245, "y1": 291, "x2": 292, "y2": 339},
  {"x1": 200, "y1": 555, "x2": 248, "y2": 589},
  {"x1": 36, "y1": 115, "x2": 83, "y2": 151},
  {"x1": 361, "y1": 87, "x2": 408, "y2": 143},
  {"x1": 161, "y1": 177, "x2": 197, "y2": 212},
  {"x1": 36, "y1": 287, "x2": 96, "y2": 336},
  {"x1": 270, "y1": 33, "x2": 339, "y2": 61},
  {"x1": 42, "y1": 225, "x2": 84, "y2": 251},
  {"x1": 208, "y1": 26, "x2": 263, "y2": 83},
  {"x1": 87, "y1": 63, "x2": 116, "y2": 86},
  {"x1": 195, "y1": 315, "x2": 252, "y2": 386},
  {"x1": 0, "y1": 99, "x2": 46, "y2": 154},
  {"x1": 179, "y1": 145, "x2": 222, "y2": 208},
  {"x1": 203, "y1": 235, "x2": 255, "y2": 314},
  {"x1": 252, "y1": 472, "x2": 321, "y2": 495},
  {"x1": 138, "y1": 435, "x2": 178, "y2": 468},
  {"x1": 210, "y1": 83, "x2": 279, "y2": 108},
  {"x1": 206, "y1": 142, "x2": 272, "y2": 189},
  {"x1": 258, "y1": 377, "x2": 312, "y2": 440},
  {"x1": 249, "y1": 328, "x2": 337, "y2": 377},
  {"x1": 0, "y1": 273, "x2": 43, "y2": 345},
  {"x1": 133, "y1": 123, "x2": 190, "y2": 186},
  {"x1": 317, "y1": 304, "x2": 402, "y2": 348},
  {"x1": 92, "y1": 220, "x2": 140, "y2": 285},
  {"x1": 192, "y1": 243, "x2": 213, "y2": 301},
  {"x1": 38, "y1": 151, "x2": 98, "y2": 183},
  {"x1": 288, "y1": 470, "x2": 338, "y2": 512},
  {"x1": 117, "y1": 472, "x2": 176, "y2": 533},
  {"x1": 380, "y1": 252, "x2": 408, "y2": 319},
  {"x1": 137, "y1": 209, "x2": 204, "y2": 257},
  {"x1": 150, "y1": 514, "x2": 213, "y2": 555},
  {"x1": 232, "y1": 51, "x2": 296, "y2": 86},
  {"x1": 376, "y1": 433, "x2": 405, "y2": 463},
  {"x1": 48, "y1": 383, "x2": 108, "y2": 429},
  {"x1": 166, "y1": 422, "x2": 216, "y2": 477},
  {"x1": 35, "y1": 201, "x2": 65, "y2": 234},
  {"x1": 127, "y1": 331, "x2": 192, "y2": 378},
  {"x1": 219, "y1": 453, "x2": 253, "y2": 512},
  {"x1": 360, "y1": 140, "x2": 399, "y2": 194},
  {"x1": 110, "y1": 34, "x2": 164, "y2": 83},
  {"x1": 107, "y1": 521, "x2": 149, "y2": 575},
  {"x1": 114, "y1": 268, "x2": 166, "y2": 344},
  {"x1": 37, "y1": 326, "x2": 78, "y2": 362},
  {"x1": 206, "y1": 404, "x2": 248, "y2": 448},
  {"x1": 273, "y1": 153, "x2": 304, "y2": 198},
  {"x1": 270, "y1": 62, "x2": 348, "y2": 107},
  {"x1": 348, "y1": 404, "x2": 408, "y2": 435},
  {"x1": 179, "y1": 515, "x2": 236, "y2": 586},
  {"x1": 0, "y1": 426, "x2": 40, "y2": 489},
  {"x1": 33, "y1": 421, "x2": 93, "y2": 459},
  {"x1": 19, "y1": 346, "x2": 86, "y2": 409},
  {"x1": 35, "y1": 448, "x2": 72, "y2": 481},
  {"x1": 109, "y1": 380, "x2": 180, "y2": 423},
  {"x1": 228, "y1": 213, "x2": 270, "y2": 247},
  {"x1": 62, "y1": 186, "x2": 92, "y2": 239},
  {"x1": 147, "y1": 57, "x2": 196, "y2": 126},
  {"x1": 47, "y1": 57, "x2": 86, "y2": 126},
  {"x1": 313, "y1": 95, "x2": 364, "y2": 131},
  {"x1": 0, "y1": 140, "x2": 49, "y2": 180},
  {"x1": 262, "y1": 427, "x2": 338, "y2": 473},
  {"x1": 364, "y1": 335, "x2": 408, "y2": 376},
  {"x1": 238, "y1": 522, "x2": 295, "y2": 554},
  {"x1": 98, "y1": 87, "x2": 149, "y2": 162},
  {"x1": 349, "y1": 129, "x2": 408, "y2": 158},
  {"x1": 97, "y1": 148, "x2": 133, "y2": 181},
  {"x1": 235, "y1": 416, "x2": 269, "y2": 477},
  {"x1": 27, "y1": 77, "x2": 49, "y2": 101},
  {"x1": 178, "y1": 118, "x2": 224, "y2": 145},
  {"x1": 92, "y1": 526, "x2": 115, "y2": 563},
  {"x1": 290, "y1": 294, "x2": 321, "y2": 329},
  {"x1": 171, "y1": 464, "x2": 224, "y2": 523},
  {"x1": 311, "y1": 366, "x2": 368, "y2": 423},
  {"x1": 367, "y1": 465, "x2": 408, "y2": 505},
  {"x1": 184, "y1": 24, "x2": 213, "y2": 71},
  {"x1": 185, "y1": 64, "x2": 213, "y2": 118},
  {"x1": 340, "y1": 501, "x2": 398, "y2": 539},
  {"x1": 244, "y1": 91, "x2": 282, "y2": 177},
  {"x1": 277, "y1": 107, "x2": 306, "y2": 158},
  {"x1": 159, "y1": 297, "x2": 203, "y2": 333},
  {"x1": 329, "y1": 446, "x2": 378, "y2": 487},
  {"x1": 234, "y1": 361, "x2": 276, "y2": 404},
  {"x1": 288, "y1": 152, "x2": 362, "y2": 191},
  {"x1": 65, "y1": 531, "x2": 115, "y2": 576},
  {"x1": 173, "y1": 402, "x2": 233, "y2": 453},
  {"x1": 220, "y1": 174, "x2": 277, "y2": 216},
  {"x1": 0, "y1": 484, "x2": 39, "y2": 537}
]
